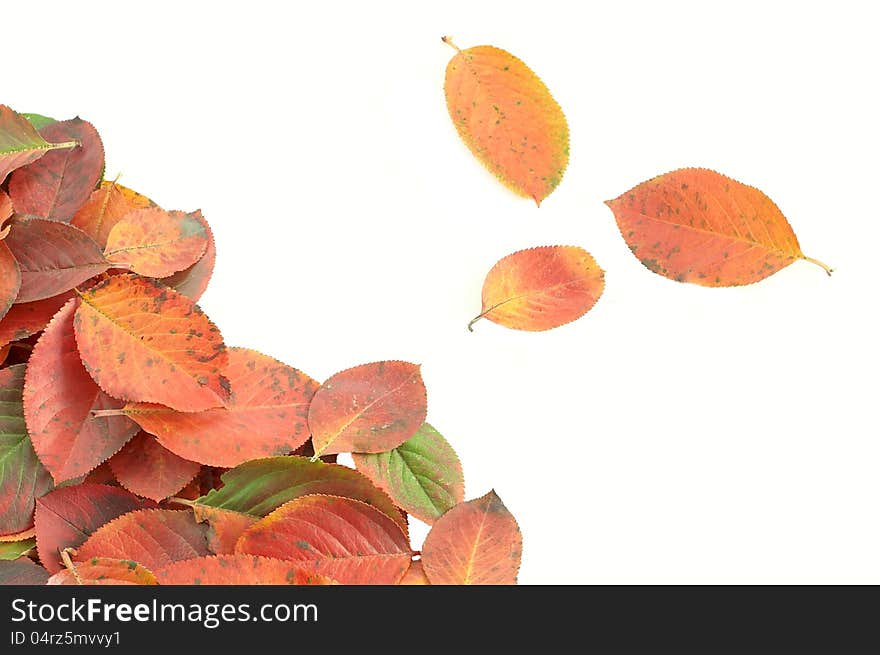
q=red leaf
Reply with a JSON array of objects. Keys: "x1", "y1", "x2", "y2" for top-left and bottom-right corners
[
  {"x1": 109, "y1": 432, "x2": 200, "y2": 501},
  {"x1": 122, "y1": 348, "x2": 318, "y2": 467},
  {"x1": 8, "y1": 118, "x2": 104, "y2": 221},
  {"x1": 24, "y1": 299, "x2": 139, "y2": 483},
  {"x1": 75, "y1": 509, "x2": 209, "y2": 572},
  {"x1": 34, "y1": 483, "x2": 153, "y2": 574},
  {"x1": 4, "y1": 218, "x2": 108, "y2": 302},
  {"x1": 236, "y1": 495, "x2": 412, "y2": 584},
  {"x1": 0, "y1": 292, "x2": 72, "y2": 349},
  {"x1": 0, "y1": 240, "x2": 20, "y2": 322},
  {"x1": 155, "y1": 554, "x2": 336, "y2": 585}
]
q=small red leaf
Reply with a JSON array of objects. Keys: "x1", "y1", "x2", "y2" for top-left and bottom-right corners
[{"x1": 109, "y1": 432, "x2": 200, "y2": 501}]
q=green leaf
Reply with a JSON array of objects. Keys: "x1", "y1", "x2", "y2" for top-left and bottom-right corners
[
  {"x1": 0, "y1": 105, "x2": 75, "y2": 183},
  {"x1": 22, "y1": 113, "x2": 56, "y2": 131},
  {"x1": 0, "y1": 537, "x2": 36, "y2": 560},
  {"x1": 0, "y1": 365, "x2": 54, "y2": 535},
  {"x1": 353, "y1": 423, "x2": 464, "y2": 524}
]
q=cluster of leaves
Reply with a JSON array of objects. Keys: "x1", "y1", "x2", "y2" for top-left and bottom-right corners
[
  {"x1": 442, "y1": 38, "x2": 832, "y2": 333},
  {"x1": 0, "y1": 105, "x2": 521, "y2": 585}
]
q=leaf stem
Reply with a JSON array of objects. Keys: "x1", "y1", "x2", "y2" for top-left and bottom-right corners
[
  {"x1": 91, "y1": 408, "x2": 127, "y2": 418},
  {"x1": 60, "y1": 548, "x2": 83, "y2": 585},
  {"x1": 441, "y1": 36, "x2": 461, "y2": 52},
  {"x1": 48, "y1": 140, "x2": 80, "y2": 151},
  {"x1": 802, "y1": 255, "x2": 833, "y2": 276},
  {"x1": 467, "y1": 313, "x2": 487, "y2": 332},
  {"x1": 169, "y1": 497, "x2": 196, "y2": 507}
]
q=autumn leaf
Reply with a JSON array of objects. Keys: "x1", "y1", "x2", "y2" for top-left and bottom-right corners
[
  {"x1": 0, "y1": 558, "x2": 49, "y2": 585},
  {"x1": 108, "y1": 432, "x2": 201, "y2": 501},
  {"x1": 0, "y1": 241, "x2": 20, "y2": 322},
  {"x1": 353, "y1": 423, "x2": 464, "y2": 524},
  {"x1": 469, "y1": 245, "x2": 605, "y2": 332},
  {"x1": 0, "y1": 292, "x2": 72, "y2": 349},
  {"x1": 162, "y1": 209, "x2": 216, "y2": 301},
  {"x1": 308, "y1": 361, "x2": 427, "y2": 456},
  {"x1": 442, "y1": 38, "x2": 568, "y2": 205},
  {"x1": 24, "y1": 299, "x2": 139, "y2": 483},
  {"x1": 0, "y1": 364, "x2": 53, "y2": 536},
  {"x1": 34, "y1": 483, "x2": 154, "y2": 573},
  {"x1": 0, "y1": 536, "x2": 36, "y2": 560},
  {"x1": 104, "y1": 208, "x2": 209, "y2": 277},
  {"x1": 421, "y1": 490, "x2": 522, "y2": 585},
  {"x1": 71, "y1": 179, "x2": 155, "y2": 248},
  {"x1": 0, "y1": 105, "x2": 77, "y2": 184},
  {"x1": 48, "y1": 557, "x2": 157, "y2": 585},
  {"x1": 111, "y1": 348, "x2": 318, "y2": 468},
  {"x1": 399, "y1": 560, "x2": 430, "y2": 585},
  {"x1": 236, "y1": 495, "x2": 412, "y2": 584},
  {"x1": 4, "y1": 218, "x2": 109, "y2": 303},
  {"x1": 605, "y1": 168, "x2": 832, "y2": 286},
  {"x1": 0, "y1": 189, "x2": 12, "y2": 238},
  {"x1": 75, "y1": 508, "x2": 209, "y2": 572},
  {"x1": 22, "y1": 113, "x2": 56, "y2": 131},
  {"x1": 73, "y1": 274, "x2": 229, "y2": 412},
  {"x1": 8, "y1": 117, "x2": 104, "y2": 221},
  {"x1": 182, "y1": 456, "x2": 406, "y2": 553},
  {"x1": 155, "y1": 554, "x2": 336, "y2": 585}
]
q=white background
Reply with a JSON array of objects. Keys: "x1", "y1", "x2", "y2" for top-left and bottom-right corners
[{"x1": 5, "y1": 1, "x2": 878, "y2": 583}]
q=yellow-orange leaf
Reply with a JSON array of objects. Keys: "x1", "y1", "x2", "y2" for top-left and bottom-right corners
[
  {"x1": 469, "y1": 246, "x2": 604, "y2": 332},
  {"x1": 71, "y1": 179, "x2": 155, "y2": 248},
  {"x1": 443, "y1": 38, "x2": 569, "y2": 205},
  {"x1": 48, "y1": 557, "x2": 157, "y2": 585},
  {"x1": 73, "y1": 274, "x2": 229, "y2": 412},
  {"x1": 605, "y1": 168, "x2": 832, "y2": 286},
  {"x1": 155, "y1": 554, "x2": 336, "y2": 585}
]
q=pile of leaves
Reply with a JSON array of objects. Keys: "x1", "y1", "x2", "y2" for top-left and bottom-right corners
[{"x1": 0, "y1": 105, "x2": 521, "y2": 585}]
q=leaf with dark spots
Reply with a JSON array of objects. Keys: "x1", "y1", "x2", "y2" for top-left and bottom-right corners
[
  {"x1": 8, "y1": 117, "x2": 104, "y2": 221},
  {"x1": 155, "y1": 554, "x2": 336, "y2": 585},
  {"x1": 48, "y1": 556, "x2": 157, "y2": 585},
  {"x1": 161, "y1": 209, "x2": 215, "y2": 301},
  {"x1": 71, "y1": 179, "x2": 155, "y2": 248}
]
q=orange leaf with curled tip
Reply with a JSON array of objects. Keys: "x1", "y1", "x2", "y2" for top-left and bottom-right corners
[
  {"x1": 605, "y1": 168, "x2": 832, "y2": 286},
  {"x1": 73, "y1": 274, "x2": 229, "y2": 412},
  {"x1": 469, "y1": 246, "x2": 605, "y2": 332},
  {"x1": 104, "y1": 208, "x2": 209, "y2": 278},
  {"x1": 48, "y1": 557, "x2": 157, "y2": 585},
  {"x1": 108, "y1": 432, "x2": 201, "y2": 501},
  {"x1": 155, "y1": 554, "x2": 336, "y2": 585},
  {"x1": 111, "y1": 348, "x2": 319, "y2": 468},
  {"x1": 71, "y1": 179, "x2": 155, "y2": 248},
  {"x1": 422, "y1": 490, "x2": 522, "y2": 585},
  {"x1": 443, "y1": 37, "x2": 569, "y2": 205},
  {"x1": 308, "y1": 361, "x2": 427, "y2": 456},
  {"x1": 236, "y1": 495, "x2": 412, "y2": 584}
]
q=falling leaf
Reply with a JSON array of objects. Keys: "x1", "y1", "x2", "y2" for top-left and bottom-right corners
[
  {"x1": 469, "y1": 245, "x2": 605, "y2": 332},
  {"x1": 73, "y1": 274, "x2": 229, "y2": 412},
  {"x1": 71, "y1": 179, "x2": 155, "y2": 248},
  {"x1": 75, "y1": 508, "x2": 209, "y2": 572},
  {"x1": 0, "y1": 537, "x2": 36, "y2": 560},
  {"x1": 422, "y1": 490, "x2": 522, "y2": 585},
  {"x1": 109, "y1": 432, "x2": 201, "y2": 501},
  {"x1": 104, "y1": 208, "x2": 209, "y2": 277},
  {"x1": 442, "y1": 38, "x2": 569, "y2": 205},
  {"x1": 0, "y1": 241, "x2": 20, "y2": 322},
  {"x1": 184, "y1": 456, "x2": 406, "y2": 553},
  {"x1": 0, "y1": 105, "x2": 77, "y2": 184},
  {"x1": 0, "y1": 364, "x2": 53, "y2": 536},
  {"x1": 34, "y1": 483, "x2": 153, "y2": 573},
  {"x1": 308, "y1": 361, "x2": 427, "y2": 456},
  {"x1": 605, "y1": 168, "x2": 833, "y2": 286},
  {"x1": 24, "y1": 299, "x2": 139, "y2": 482},
  {"x1": 0, "y1": 558, "x2": 49, "y2": 585},
  {"x1": 48, "y1": 557, "x2": 158, "y2": 585},
  {"x1": 0, "y1": 292, "x2": 72, "y2": 349},
  {"x1": 114, "y1": 348, "x2": 318, "y2": 468},
  {"x1": 236, "y1": 495, "x2": 412, "y2": 584},
  {"x1": 8, "y1": 117, "x2": 104, "y2": 221},
  {"x1": 162, "y1": 209, "x2": 216, "y2": 301},
  {"x1": 399, "y1": 560, "x2": 430, "y2": 585},
  {"x1": 4, "y1": 217, "x2": 109, "y2": 302},
  {"x1": 353, "y1": 423, "x2": 464, "y2": 524},
  {"x1": 155, "y1": 554, "x2": 336, "y2": 585}
]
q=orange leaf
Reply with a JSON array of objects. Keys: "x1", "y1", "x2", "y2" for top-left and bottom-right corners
[
  {"x1": 73, "y1": 274, "x2": 229, "y2": 411},
  {"x1": 190, "y1": 506, "x2": 257, "y2": 555},
  {"x1": 4, "y1": 218, "x2": 109, "y2": 302},
  {"x1": 24, "y1": 299, "x2": 139, "y2": 483},
  {"x1": 469, "y1": 246, "x2": 604, "y2": 332},
  {"x1": 161, "y1": 209, "x2": 216, "y2": 301},
  {"x1": 70, "y1": 179, "x2": 155, "y2": 248},
  {"x1": 104, "y1": 208, "x2": 209, "y2": 278},
  {"x1": 399, "y1": 560, "x2": 430, "y2": 585},
  {"x1": 109, "y1": 432, "x2": 201, "y2": 501},
  {"x1": 155, "y1": 554, "x2": 336, "y2": 585},
  {"x1": 0, "y1": 292, "x2": 72, "y2": 349},
  {"x1": 116, "y1": 348, "x2": 318, "y2": 467},
  {"x1": 8, "y1": 118, "x2": 104, "y2": 221},
  {"x1": 605, "y1": 168, "x2": 832, "y2": 286},
  {"x1": 442, "y1": 38, "x2": 568, "y2": 205},
  {"x1": 48, "y1": 557, "x2": 157, "y2": 585},
  {"x1": 422, "y1": 490, "x2": 522, "y2": 585},
  {"x1": 75, "y1": 508, "x2": 209, "y2": 572},
  {"x1": 0, "y1": 241, "x2": 20, "y2": 322},
  {"x1": 308, "y1": 361, "x2": 427, "y2": 456},
  {"x1": 236, "y1": 495, "x2": 412, "y2": 584}
]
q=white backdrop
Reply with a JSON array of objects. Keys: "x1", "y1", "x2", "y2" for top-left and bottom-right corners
[{"x1": 5, "y1": 0, "x2": 878, "y2": 583}]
